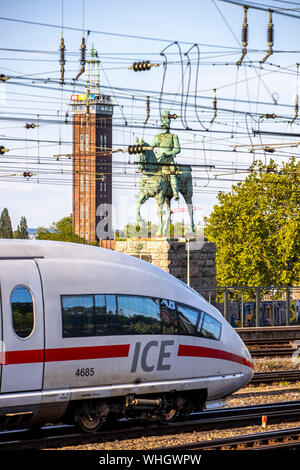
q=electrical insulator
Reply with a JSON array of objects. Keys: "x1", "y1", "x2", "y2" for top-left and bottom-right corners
[
  {"x1": 128, "y1": 145, "x2": 147, "y2": 154},
  {"x1": 261, "y1": 10, "x2": 274, "y2": 64},
  {"x1": 60, "y1": 36, "x2": 66, "y2": 85},
  {"x1": 134, "y1": 61, "x2": 150, "y2": 71},
  {"x1": 73, "y1": 37, "x2": 86, "y2": 81},
  {"x1": 0, "y1": 74, "x2": 9, "y2": 82},
  {"x1": 268, "y1": 10, "x2": 274, "y2": 48},
  {"x1": 0, "y1": 146, "x2": 8, "y2": 155},
  {"x1": 144, "y1": 96, "x2": 150, "y2": 125},
  {"x1": 129, "y1": 61, "x2": 159, "y2": 71},
  {"x1": 210, "y1": 89, "x2": 217, "y2": 124},
  {"x1": 168, "y1": 114, "x2": 179, "y2": 119},
  {"x1": 23, "y1": 172, "x2": 33, "y2": 178},
  {"x1": 260, "y1": 113, "x2": 278, "y2": 119},
  {"x1": 80, "y1": 37, "x2": 86, "y2": 65},
  {"x1": 23, "y1": 123, "x2": 39, "y2": 129},
  {"x1": 236, "y1": 6, "x2": 248, "y2": 66}
]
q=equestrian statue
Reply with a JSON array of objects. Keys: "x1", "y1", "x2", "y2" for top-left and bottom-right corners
[{"x1": 135, "y1": 110, "x2": 195, "y2": 236}]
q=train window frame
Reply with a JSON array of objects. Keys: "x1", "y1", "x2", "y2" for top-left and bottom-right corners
[
  {"x1": 94, "y1": 294, "x2": 107, "y2": 335},
  {"x1": 176, "y1": 302, "x2": 202, "y2": 336},
  {"x1": 199, "y1": 312, "x2": 222, "y2": 341},
  {"x1": 60, "y1": 293, "x2": 222, "y2": 340},
  {"x1": 10, "y1": 284, "x2": 35, "y2": 340},
  {"x1": 161, "y1": 299, "x2": 179, "y2": 335},
  {"x1": 61, "y1": 294, "x2": 95, "y2": 338},
  {"x1": 117, "y1": 294, "x2": 161, "y2": 335},
  {"x1": 101, "y1": 294, "x2": 118, "y2": 335}
]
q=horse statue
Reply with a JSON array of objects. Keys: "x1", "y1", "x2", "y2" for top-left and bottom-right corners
[{"x1": 135, "y1": 137, "x2": 195, "y2": 236}]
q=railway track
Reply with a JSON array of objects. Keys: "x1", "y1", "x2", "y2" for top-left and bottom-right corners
[
  {"x1": 1, "y1": 400, "x2": 300, "y2": 450},
  {"x1": 158, "y1": 426, "x2": 300, "y2": 450},
  {"x1": 245, "y1": 339, "x2": 294, "y2": 346},
  {"x1": 251, "y1": 370, "x2": 300, "y2": 384},
  {"x1": 245, "y1": 338, "x2": 300, "y2": 358},
  {"x1": 250, "y1": 348, "x2": 297, "y2": 357}
]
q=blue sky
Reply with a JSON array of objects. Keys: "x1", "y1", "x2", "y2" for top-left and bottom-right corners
[{"x1": 0, "y1": 0, "x2": 299, "y2": 229}]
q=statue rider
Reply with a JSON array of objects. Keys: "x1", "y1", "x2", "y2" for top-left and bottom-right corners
[{"x1": 151, "y1": 110, "x2": 180, "y2": 200}]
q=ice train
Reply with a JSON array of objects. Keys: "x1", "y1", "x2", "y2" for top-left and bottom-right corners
[{"x1": 0, "y1": 240, "x2": 253, "y2": 431}]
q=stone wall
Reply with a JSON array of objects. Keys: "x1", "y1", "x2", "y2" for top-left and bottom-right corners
[{"x1": 114, "y1": 238, "x2": 216, "y2": 297}]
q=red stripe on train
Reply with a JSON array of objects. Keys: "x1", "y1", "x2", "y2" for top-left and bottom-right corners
[
  {"x1": 177, "y1": 344, "x2": 254, "y2": 369},
  {"x1": 3, "y1": 344, "x2": 253, "y2": 369},
  {"x1": 5, "y1": 349, "x2": 44, "y2": 365},
  {"x1": 3, "y1": 344, "x2": 130, "y2": 365},
  {"x1": 45, "y1": 344, "x2": 130, "y2": 362}
]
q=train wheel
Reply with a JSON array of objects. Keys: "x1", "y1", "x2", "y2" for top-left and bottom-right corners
[
  {"x1": 160, "y1": 408, "x2": 177, "y2": 424},
  {"x1": 76, "y1": 414, "x2": 104, "y2": 433},
  {"x1": 75, "y1": 402, "x2": 105, "y2": 433}
]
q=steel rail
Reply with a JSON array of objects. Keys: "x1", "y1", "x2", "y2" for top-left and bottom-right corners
[
  {"x1": 157, "y1": 426, "x2": 300, "y2": 451},
  {"x1": 251, "y1": 370, "x2": 300, "y2": 384},
  {"x1": 249, "y1": 347, "x2": 297, "y2": 357},
  {"x1": 0, "y1": 401, "x2": 300, "y2": 450},
  {"x1": 245, "y1": 339, "x2": 293, "y2": 346}
]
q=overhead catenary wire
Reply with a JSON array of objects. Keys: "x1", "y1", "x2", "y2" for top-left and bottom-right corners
[{"x1": 0, "y1": 3, "x2": 299, "y2": 205}]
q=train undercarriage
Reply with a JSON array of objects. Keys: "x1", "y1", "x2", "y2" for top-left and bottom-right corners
[{"x1": 70, "y1": 389, "x2": 208, "y2": 433}]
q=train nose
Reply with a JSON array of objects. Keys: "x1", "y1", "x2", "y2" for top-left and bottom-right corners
[
  {"x1": 241, "y1": 349, "x2": 254, "y2": 387},
  {"x1": 235, "y1": 332, "x2": 254, "y2": 387},
  {"x1": 241, "y1": 364, "x2": 254, "y2": 387}
]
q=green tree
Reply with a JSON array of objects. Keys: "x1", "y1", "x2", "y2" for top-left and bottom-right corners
[
  {"x1": 14, "y1": 216, "x2": 29, "y2": 239},
  {"x1": 205, "y1": 158, "x2": 300, "y2": 288},
  {"x1": 120, "y1": 221, "x2": 159, "y2": 239},
  {"x1": 0, "y1": 207, "x2": 13, "y2": 238},
  {"x1": 116, "y1": 221, "x2": 202, "y2": 239},
  {"x1": 36, "y1": 215, "x2": 86, "y2": 244}
]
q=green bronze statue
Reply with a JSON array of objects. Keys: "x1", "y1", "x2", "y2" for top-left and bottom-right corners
[
  {"x1": 135, "y1": 110, "x2": 195, "y2": 236},
  {"x1": 151, "y1": 110, "x2": 180, "y2": 201}
]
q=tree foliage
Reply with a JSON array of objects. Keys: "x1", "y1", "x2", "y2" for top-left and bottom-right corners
[
  {"x1": 36, "y1": 215, "x2": 86, "y2": 244},
  {"x1": 0, "y1": 207, "x2": 13, "y2": 238},
  {"x1": 14, "y1": 216, "x2": 29, "y2": 239},
  {"x1": 205, "y1": 159, "x2": 300, "y2": 287},
  {"x1": 116, "y1": 221, "x2": 202, "y2": 239}
]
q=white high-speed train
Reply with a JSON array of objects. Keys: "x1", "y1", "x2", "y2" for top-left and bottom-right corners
[{"x1": 0, "y1": 240, "x2": 253, "y2": 432}]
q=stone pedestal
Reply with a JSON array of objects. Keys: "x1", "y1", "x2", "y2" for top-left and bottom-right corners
[{"x1": 114, "y1": 238, "x2": 216, "y2": 298}]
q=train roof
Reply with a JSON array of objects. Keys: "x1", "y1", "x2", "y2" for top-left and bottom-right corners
[
  {"x1": 0, "y1": 239, "x2": 183, "y2": 284},
  {"x1": 0, "y1": 239, "x2": 220, "y2": 317},
  {"x1": 0, "y1": 239, "x2": 116, "y2": 260}
]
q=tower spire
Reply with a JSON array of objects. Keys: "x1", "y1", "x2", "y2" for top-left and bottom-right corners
[{"x1": 85, "y1": 43, "x2": 100, "y2": 97}]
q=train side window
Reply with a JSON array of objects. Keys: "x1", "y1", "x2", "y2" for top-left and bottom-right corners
[
  {"x1": 105, "y1": 295, "x2": 118, "y2": 334},
  {"x1": 95, "y1": 294, "x2": 106, "y2": 334},
  {"x1": 200, "y1": 313, "x2": 222, "y2": 341},
  {"x1": 161, "y1": 299, "x2": 178, "y2": 335},
  {"x1": 11, "y1": 285, "x2": 35, "y2": 338},
  {"x1": 177, "y1": 303, "x2": 200, "y2": 336},
  {"x1": 117, "y1": 296, "x2": 161, "y2": 335},
  {"x1": 61, "y1": 295, "x2": 94, "y2": 337}
]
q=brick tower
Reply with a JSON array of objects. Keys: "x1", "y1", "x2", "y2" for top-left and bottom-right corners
[{"x1": 71, "y1": 46, "x2": 113, "y2": 243}]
